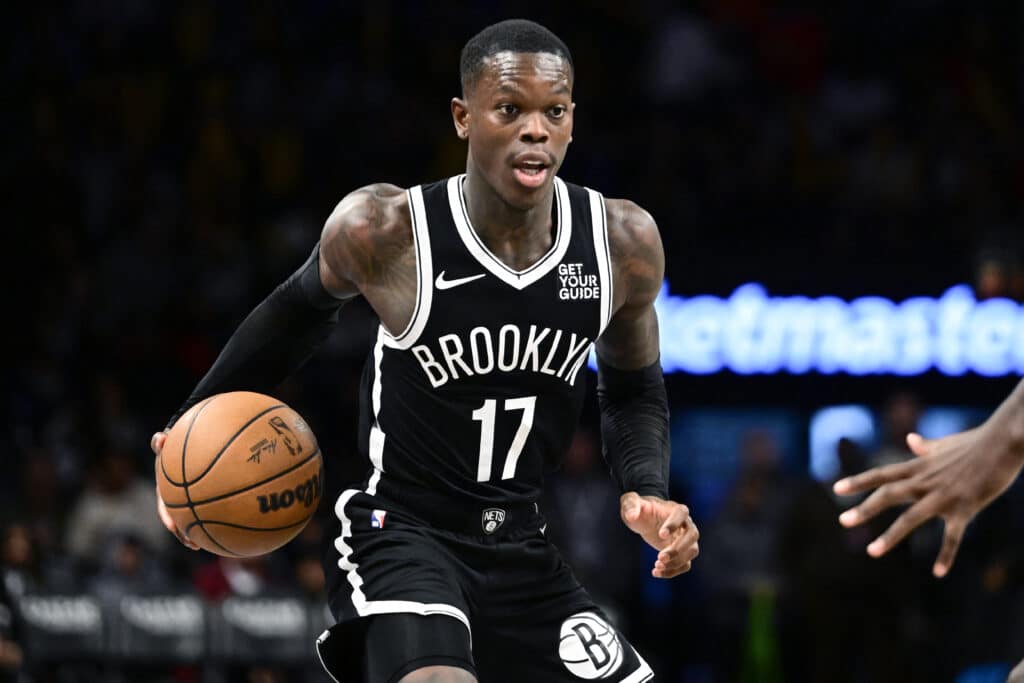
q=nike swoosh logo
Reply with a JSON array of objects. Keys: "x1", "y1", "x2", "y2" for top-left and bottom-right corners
[{"x1": 435, "y1": 271, "x2": 486, "y2": 290}]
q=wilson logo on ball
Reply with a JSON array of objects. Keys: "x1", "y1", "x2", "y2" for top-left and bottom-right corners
[{"x1": 257, "y1": 471, "x2": 322, "y2": 514}]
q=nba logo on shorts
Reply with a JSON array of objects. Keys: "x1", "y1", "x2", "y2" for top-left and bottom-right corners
[
  {"x1": 481, "y1": 508, "x2": 505, "y2": 534},
  {"x1": 558, "y1": 612, "x2": 623, "y2": 679},
  {"x1": 371, "y1": 509, "x2": 387, "y2": 529}
]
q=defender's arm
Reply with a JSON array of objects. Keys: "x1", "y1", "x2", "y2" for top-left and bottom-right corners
[{"x1": 836, "y1": 378, "x2": 1024, "y2": 577}]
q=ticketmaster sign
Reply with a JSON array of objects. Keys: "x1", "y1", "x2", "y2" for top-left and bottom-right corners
[{"x1": 648, "y1": 283, "x2": 1024, "y2": 376}]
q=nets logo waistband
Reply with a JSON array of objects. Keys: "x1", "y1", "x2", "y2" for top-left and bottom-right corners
[{"x1": 590, "y1": 282, "x2": 1024, "y2": 376}]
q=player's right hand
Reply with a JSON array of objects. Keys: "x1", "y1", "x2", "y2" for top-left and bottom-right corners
[
  {"x1": 151, "y1": 431, "x2": 199, "y2": 550},
  {"x1": 834, "y1": 427, "x2": 1024, "y2": 578}
]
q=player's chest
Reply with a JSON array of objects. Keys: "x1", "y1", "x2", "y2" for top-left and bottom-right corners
[{"x1": 364, "y1": 253, "x2": 605, "y2": 343}]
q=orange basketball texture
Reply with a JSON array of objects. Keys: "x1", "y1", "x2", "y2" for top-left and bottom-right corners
[{"x1": 157, "y1": 392, "x2": 323, "y2": 557}]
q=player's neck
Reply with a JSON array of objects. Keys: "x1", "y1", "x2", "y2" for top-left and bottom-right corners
[{"x1": 462, "y1": 168, "x2": 554, "y2": 248}]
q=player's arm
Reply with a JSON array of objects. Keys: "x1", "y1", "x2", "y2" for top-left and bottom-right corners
[
  {"x1": 152, "y1": 184, "x2": 404, "y2": 548},
  {"x1": 835, "y1": 379, "x2": 1024, "y2": 577},
  {"x1": 161, "y1": 184, "x2": 401, "y2": 428},
  {"x1": 597, "y1": 199, "x2": 698, "y2": 579}
]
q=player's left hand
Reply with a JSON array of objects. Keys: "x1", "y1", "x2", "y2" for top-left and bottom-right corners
[{"x1": 620, "y1": 492, "x2": 698, "y2": 579}]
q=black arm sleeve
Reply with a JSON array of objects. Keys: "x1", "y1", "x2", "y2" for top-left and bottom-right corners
[
  {"x1": 596, "y1": 355, "x2": 671, "y2": 499},
  {"x1": 166, "y1": 244, "x2": 348, "y2": 429}
]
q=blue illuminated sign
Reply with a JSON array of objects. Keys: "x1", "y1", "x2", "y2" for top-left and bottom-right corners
[{"x1": 621, "y1": 283, "x2": 1024, "y2": 376}]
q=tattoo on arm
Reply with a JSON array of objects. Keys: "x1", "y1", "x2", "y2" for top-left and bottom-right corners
[
  {"x1": 320, "y1": 184, "x2": 412, "y2": 296},
  {"x1": 597, "y1": 200, "x2": 665, "y2": 369}
]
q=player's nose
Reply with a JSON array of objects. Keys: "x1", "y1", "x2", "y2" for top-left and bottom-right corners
[{"x1": 519, "y1": 112, "x2": 549, "y2": 144}]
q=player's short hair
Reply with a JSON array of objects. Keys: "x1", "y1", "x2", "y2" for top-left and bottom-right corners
[{"x1": 460, "y1": 19, "x2": 574, "y2": 94}]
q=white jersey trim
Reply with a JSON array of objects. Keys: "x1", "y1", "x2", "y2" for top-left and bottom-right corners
[
  {"x1": 382, "y1": 185, "x2": 433, "y2": 349},
  {"x1": 366, "y1": 326, "x2": 386, "y2": 494},
  {"x1": 447, "y1": 175, "x2": 572, "y2": 290},
  {"x1": 332, "y1": 489, "x2": 472, "y2": 638},
  {"x1": 587, "y1": 188, "x2": 614, "y2": 336}
]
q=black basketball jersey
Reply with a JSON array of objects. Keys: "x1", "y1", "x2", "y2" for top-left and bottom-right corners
[{"x1": 355, "y1": 174, "x2": 612, "y2": 519}]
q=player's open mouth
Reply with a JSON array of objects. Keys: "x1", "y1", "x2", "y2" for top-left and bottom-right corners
[{"x1": 512, "y1": 162, "x2": 549, "y2": 189}]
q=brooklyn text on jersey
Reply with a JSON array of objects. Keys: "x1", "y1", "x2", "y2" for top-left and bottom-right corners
[{"x1": 411, "y1": 324, "x2": 592, "y2": 388}]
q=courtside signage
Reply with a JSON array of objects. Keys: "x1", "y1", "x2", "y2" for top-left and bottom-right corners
[{"x1": 593, "y1": 283, "x2": 1024, "y2": 376}]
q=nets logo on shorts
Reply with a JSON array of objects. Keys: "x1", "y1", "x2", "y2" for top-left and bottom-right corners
[
  {"x1": 481, "y1": 508, "x2": 505, "y2": 534},
  {"x1": 558, "y1": 612, "x2": 623, "y2": 679}
]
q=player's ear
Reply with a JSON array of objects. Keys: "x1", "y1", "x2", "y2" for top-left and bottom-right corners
[{"x1": 451, "y1": 97, "x2": 470, "y2": 140}]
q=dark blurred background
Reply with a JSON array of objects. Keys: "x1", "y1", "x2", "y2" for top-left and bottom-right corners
[{"x1": 5, "y1": 1, "x2": 1024, "y2": 682}]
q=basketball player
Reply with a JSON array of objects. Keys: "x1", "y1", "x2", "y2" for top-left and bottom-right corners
[
  {"x1": 835, "y1": 379, "x2": 1024, "y2": 578},
  {"x1": 151, "y1": 20, "x2": 697, "y2": 682}
]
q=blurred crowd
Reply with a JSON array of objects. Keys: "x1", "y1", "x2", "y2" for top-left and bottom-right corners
[{"x1": 5, "y1": 1, "x2": 1024, "y2": 682}]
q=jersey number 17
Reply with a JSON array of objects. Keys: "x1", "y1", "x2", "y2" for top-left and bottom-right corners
[{"x1": 472, "y1": 396, "x2": 536, "y2": 482}]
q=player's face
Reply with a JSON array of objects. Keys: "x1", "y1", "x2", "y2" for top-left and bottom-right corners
[{"x1": 453, "y1": 51, "x2": 574, "y2": 209}]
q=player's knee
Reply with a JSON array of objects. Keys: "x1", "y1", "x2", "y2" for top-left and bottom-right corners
[{"x1": 398, "y1": 665, "x2": 477, "y2": 683}]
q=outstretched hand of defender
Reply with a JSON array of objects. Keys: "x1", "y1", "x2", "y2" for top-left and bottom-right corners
[
  {"x1": 150, "y1": 431, "x2": 199, "y2": 550},
  {"x1": 620, "y1": 492, "x2": 699, "y2": 579},
  {"x1": 834, "y1": 429, "x2": 1024, "y2": 578}
]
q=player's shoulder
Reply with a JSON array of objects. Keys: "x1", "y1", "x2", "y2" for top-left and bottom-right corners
[
  {"x1": 597, "y1": 196, "x2": 664, "y2": 307},
  {"x1": 601, "y1": 197, "x2": 662, "y2": 262},
  {"x1": 319, "y1": 183, "x2": 414, "y2": 287},
  {"x1": 322, "y1": 183, "x2": 412, "y2": 248}
]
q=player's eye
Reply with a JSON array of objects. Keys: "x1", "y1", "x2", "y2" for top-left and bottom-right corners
[
  {"x1": 497, "y1": 104, "x2": 518, "y2": 117},
  {"x1": 548, "y1": 105, "x2": 567, "y2": 119}
]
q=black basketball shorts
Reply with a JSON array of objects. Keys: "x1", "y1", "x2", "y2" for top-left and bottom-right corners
[{"x1": 316, "y1": 488, "x2": 654, "y2": 682}]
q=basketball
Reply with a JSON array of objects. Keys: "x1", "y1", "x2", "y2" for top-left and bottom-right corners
[{"x1": 156, "y1": 391, "x2": 323, "y2": 557}]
